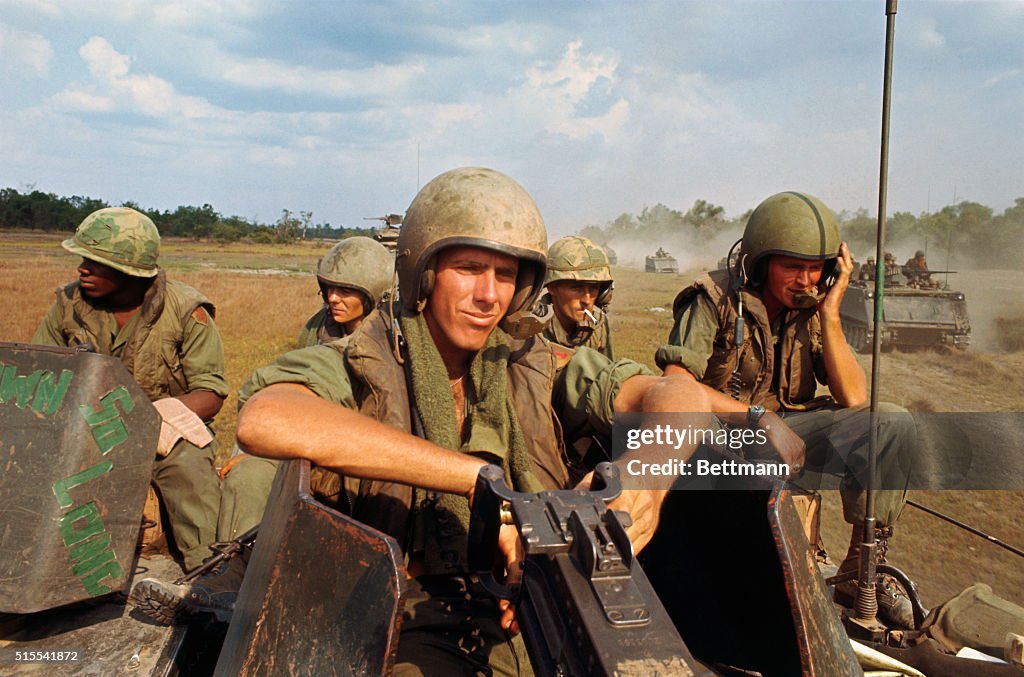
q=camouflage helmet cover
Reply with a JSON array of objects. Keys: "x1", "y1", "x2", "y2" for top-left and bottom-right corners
[
  {"x1": 738, "y1": 191, "x2": 840, "y2": 285},
  {"x1": 317, "y1": 236, "x2": 394, "y2": 307},
  {"x1": 397, "y1": 167, "x2": 547, "y2": 316},
  {"x1": 62, "y1": 207, "x2": 160, "y2": 277},
  {"x1": 544, "y1": 236, "x2": 613, "y2": 289}
]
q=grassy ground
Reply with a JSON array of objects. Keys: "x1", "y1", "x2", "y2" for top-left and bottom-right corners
[{"x1": 3, "y1": 232, "x2": 1022, "y2": 607}]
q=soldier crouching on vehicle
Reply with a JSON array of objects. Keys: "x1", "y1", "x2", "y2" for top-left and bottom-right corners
[
  {"x1": 296, "y1": 235, "x2": 393, "y2": 348},
  {"x1": 166, "y1": 167, "x2": 708, "y2": 674},
  {"x1": 654, "y1": 191, "x2": 919, "y2": 629},
  {"x1": 32, "y1": 207, "x2": 226, "y2": 571},
  {"x1": 537, "y1": 235, "x2": 615, "y2": 359}
]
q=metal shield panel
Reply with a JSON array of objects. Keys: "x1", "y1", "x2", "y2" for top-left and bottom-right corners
[
  {"x1": 0, "y1": 343, "x2": 159, "y2": 612},
  {"x1": 216, "y1": 460, "x2": 405, "y2": 676}
]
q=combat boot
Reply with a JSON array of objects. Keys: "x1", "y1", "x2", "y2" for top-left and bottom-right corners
[
  {"x1": 833, "y1": 525, "x2": 916, "y2": 630},
  {"x1": 131, "y1": 550, "x2": 248, "y2": 624}
]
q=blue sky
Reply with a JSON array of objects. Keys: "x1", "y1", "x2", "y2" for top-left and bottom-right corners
[{"x1": 1, "y1": 0, "x2": 1021, "y2": 238}]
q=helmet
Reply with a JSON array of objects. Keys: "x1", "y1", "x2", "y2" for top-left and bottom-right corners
[
  {"x1": 885, "y1": 252, "x2": 896, "y2": 263},
  {"x1": 867, "y1": 257, "x2": 875, "y2": 263},
  {"x1": 316, "y1": 236, "x2": 393, "y2": 308},
  {"x1": 738, "y1": 191, "x2": 840, "y2": 286},
  {"x1": 915, "y1": 250, "x2": 926, "y2": 258},
  {"x1": 397, "y1": 167, "x2": 547, "y2": 316},
  {"x1": 545, "y1": 235, "x2": 613, "y2": 306},
  {"x1": 62, "y1": 207, "x2": 160, "y2": 277},
  {"x1": 545, "y1": 236, "x2": 612, "y2": 286}
]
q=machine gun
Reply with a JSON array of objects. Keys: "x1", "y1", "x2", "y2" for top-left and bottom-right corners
[{"x1": 468, "y1": 463, "x2": 710, "y2": 677}]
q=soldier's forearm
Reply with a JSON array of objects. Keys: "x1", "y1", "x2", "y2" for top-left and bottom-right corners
[{"x1": 237, "y1": 383, "x2": 485, "y2": 497}]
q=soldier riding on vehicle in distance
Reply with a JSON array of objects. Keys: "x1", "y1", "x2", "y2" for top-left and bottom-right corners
[
  {"x1": 903, "y1": 249, "x2": 938, "y2": 289},
  {"x1": 538, "y1": 235, "x2": 615, "y2": 359},
  {"x1": 297, "y1": 236, "x2": 393, "y2": 348}
]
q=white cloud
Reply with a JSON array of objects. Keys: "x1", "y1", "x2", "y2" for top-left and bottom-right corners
[
  {"x1": 0, "y1": 22, "x2": 54, "y2": 76},
  {"x1": 79, "y1": 35, "x2": 131, "y2": 79},
  {"x1": 217, "y1": 54, "x2": 426, "y2": 100},
  {"x1": 50, "y1": 89, "x2": 114, "y2": 112},
  {"x1": 912, "y1": 18, "x2": 946, "y2": 50},
  {"x1": 984, "y1": 69, "x2": 1021, "y2": 88},
  {"x1": 56, "y1": 37, "x2": 221, "y2": 120},
  {"x1": 0, "y1": 0, "x2": 62, "y2": 17},
  {"x1": 516, "y1": 40, "x2": 629, "y2": 144}
]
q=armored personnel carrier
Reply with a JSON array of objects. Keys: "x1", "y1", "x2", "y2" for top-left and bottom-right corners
[
  {"x1": 367, "y1": 213, "x2": 402, "y2": 253},
  {"x1": 839, "y1": 276, "x2": 971, "y2": 352},
  {"x1": 645, "y1": 248, "x2": 679, "y2": 273}
]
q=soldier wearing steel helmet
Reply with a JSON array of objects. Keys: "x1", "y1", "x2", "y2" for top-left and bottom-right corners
[
  {"x1": 145, "y1": 168, "x2": 710, "y2": 673},
  {"x1": 655, "y1": 191, "x2": 918, "y2": 629},
  {"x1": 538, "y1": 235, "x2": 615, "y2": 359},
  {"x1": 32, "y1": 207, "x2": 226, "y2": 572},
  {"x1": 902, "y1": 249, "x2": 936, "y2": 289},
  {"x1": 297, "y1": 236, "x2": 393, "y2": 348}
]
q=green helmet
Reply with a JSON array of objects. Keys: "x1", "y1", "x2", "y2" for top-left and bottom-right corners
[
  {"x1": 61, "y1": 207, "x2": 160, "y2": 277},
  {"x1": 544, "y1": 236, "x2": 613, "y2": 286},
  {"x1": 914, "y1": 250, "x2": 925, "y2": 258},
  {"x1": 738, "y1": 191, "x2": 839, "y2": 285},
  {"x1": 317, "y1": 236, "x2": 394, "y2": 308},
  {"x1": 397, "y1": 167, "x2": 547, "y2": 316}
]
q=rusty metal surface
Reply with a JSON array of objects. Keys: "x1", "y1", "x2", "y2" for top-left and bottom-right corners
[
  {"x1": 768, "y1": 484, "x2": 861, "y2": 676},
  {"x1": 215, "y1": 459, "x2": 405, "y2": 677},
  {"x1": 0, "y1": 554, "x2": 199, "y2": 676},
  {"x1": 0, "y1": 342, "x2": 159, "y2": 613}
]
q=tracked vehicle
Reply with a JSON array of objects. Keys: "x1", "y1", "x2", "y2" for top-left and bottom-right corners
[
  {"x1": 645, "y1": 248, "x2": 680, "y2": 273},
  {"x1": 839, "y1": 278, "x2": 971, "y2": 352}
]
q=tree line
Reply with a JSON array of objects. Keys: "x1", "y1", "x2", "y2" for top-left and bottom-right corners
[
  {"x1": 0, "y1": 188, "x2": 375, "y2": 243},
  {"x1": 579, "y1": 197, "x2": 1024, "y2": 268}
]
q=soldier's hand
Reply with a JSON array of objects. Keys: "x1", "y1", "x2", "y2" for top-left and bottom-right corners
[
  {"x1": 497, "y1": 522, "x2": 524, "y2": 635},
  {"x1": 608, "y1": 489, "x2": 666, "y2": 554},
  {"x1": 760, "y1": 411, "x2": 807, "y2": 477},
  {"x1": 575, "y1": 471, "x2": 666, "y2": 554},
  {"x1": 820, "y1": 241, "x2": 854, "y2": 317}
]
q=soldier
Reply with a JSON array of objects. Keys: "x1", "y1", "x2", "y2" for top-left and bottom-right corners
[
  {"x1": 538, "y1": 235, "x2": 614, "y2": 359},
  {"x1": 883, "y1": 251, "x2": 902, "y2": 286},
  {"x1": 655, "y1": 191, "x2": 917, "y2": 628},
  {"x1": 33, "y1": 207, "x2": 225, "y2": 571},
  {"x1": 141, "y1": 168, "x2": 707, "y2": 672},
  {"x1": 859, "y1": 256, "x2": 876, "y2": 282},
  {"x1": 213, "y1": 236, "x2": 394, "y2": 552},
  {"x1": 296, "y1": 236, "x2": 393, "y2": 348},
  {"x1": 902, "y1": 249, "x2": 934, "y2": 289}
]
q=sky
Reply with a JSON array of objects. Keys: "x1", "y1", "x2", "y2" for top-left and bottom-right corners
[{"x1": 1, "y1": 0, "x2": 1022, "y2": 238}]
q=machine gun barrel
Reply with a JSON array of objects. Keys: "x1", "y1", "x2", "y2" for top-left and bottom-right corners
[{"x1": 468, "y1": 463, "x2": 710, "y2": 677}]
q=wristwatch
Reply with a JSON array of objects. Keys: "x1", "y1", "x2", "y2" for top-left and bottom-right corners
[{"x1": 747, "y1": 404, "x2": 766, "y2": 427}]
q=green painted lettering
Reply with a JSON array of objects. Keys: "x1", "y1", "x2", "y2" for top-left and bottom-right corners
[
  {"x1": 70, "y1": 533, "x2": 116, "y2": 576},
  {"x1": 31, "y1": 369, "x2": 74, "y2": 416},
  {"x1": 59, "y1": 502, "x2": 106, "y2": 546},
  {"x1": 0, "y1": 366, "x2": 43, "y2": 409},
  {"x1": 80, "y1": 560, "x2": 124, "y2": 597},
  {"x1": 52, "y1": 460, "x2": 113, "y2": 509},
  {"x1": 79, "y1": 386, "x2": 135, "y2": 425},
  {"x1": 91, "y1": 418, "x2": 129, "y2": 455}
]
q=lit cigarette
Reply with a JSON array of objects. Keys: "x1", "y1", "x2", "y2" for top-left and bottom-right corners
[{"x1": 583, "y1": 309, "x2": 597, "y2": 322}]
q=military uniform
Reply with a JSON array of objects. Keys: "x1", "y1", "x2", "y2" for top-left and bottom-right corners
[
  {"x1": 296, "y1": 305, "x2": 347, "y2": 348},
  {"x1": 655, "y1": 269, "x2": 913, "y2": 527},
  {"x1": 239, "y1": 309, "x2": 650, "y2": 675},
  {"x1": 541, "y1": 235, "x2": 616, "y2": 360},
  {"x1": 34, "y1": 271, "x2": 227, "y2": 569},
  {"x1": 538, "y1": 291, "x2": 614, "y2": 359}
]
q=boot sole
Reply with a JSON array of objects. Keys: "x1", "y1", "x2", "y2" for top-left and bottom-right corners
[{"x1": 130, "y1": 581, "x2": 192, "y2": 625}]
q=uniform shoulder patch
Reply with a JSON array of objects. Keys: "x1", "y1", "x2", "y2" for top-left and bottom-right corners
[
  {"x1": 191, "y1": 307, "x2": 209, "y2": 326},
  {"x1": 551, "y1": 344, "x2": 576, "y2": 369}
]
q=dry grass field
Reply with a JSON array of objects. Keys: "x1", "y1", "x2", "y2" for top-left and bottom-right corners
[{"x1": 2, "y1": 231, "x2": 1021, "y2": 609}]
